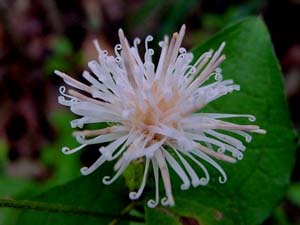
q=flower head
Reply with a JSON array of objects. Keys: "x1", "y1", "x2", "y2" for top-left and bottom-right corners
[{"x1": 55, "y1": 25, "x2": 266, "y2": 208}]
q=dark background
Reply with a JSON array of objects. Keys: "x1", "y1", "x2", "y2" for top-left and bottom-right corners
[{"x1": 0, "y1": 0, "x2": 299, "y2": 224}]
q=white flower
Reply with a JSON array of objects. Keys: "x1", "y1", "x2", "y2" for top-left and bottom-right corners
[{"x1": 55, "y1": 25, "x2": 266, "y2": 208}]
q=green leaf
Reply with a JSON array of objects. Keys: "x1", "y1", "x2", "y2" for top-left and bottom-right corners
[
  {"x1": 15, "y1": 164, "x2": 133, "y2": 225},
  {"x1": 287, "y1": 183, "x2": 300, "y2": 207},
  {"x1": 145, "y1": 17, "x2": 297, "y2": 225},
  {"x1": 40, "y1": 110, "x2": 81, "y2": 187},
  {"x1": 0, "y1": 143, "x2": 39, "y2": 225},
  {"x1": 0, "y1": 141, "x2": 8, "y2": 169},
  {"x1": 0, "y1": 177, "x2": 37, "y2": 225}
]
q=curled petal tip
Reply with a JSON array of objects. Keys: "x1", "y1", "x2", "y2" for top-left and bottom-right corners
[
  {"x1": 180, "y1": 183, "x2": 190, "y2": 190},
  {"x1": 61, "y1": 147, "x2": 70, "y2": 154},
  {"x1": 147, "y1": 200, "x2": 158, "y2": 208},
  {"x1": 129, "y1": 192, "x2": 138, "y2": 200},
  {"x1": 80, "y1": 167, "x2": 89, "y2": 175},
  {"x1": 219, "y1": 176, "x2": 227, "y2": 184}
]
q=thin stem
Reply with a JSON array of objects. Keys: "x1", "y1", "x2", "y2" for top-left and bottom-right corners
[
  {"x1": 0, "y1": 199, "x2": 144, "y2": 223},
  {"x1": 109, "y1": 202, "x2": 142, "y2": 225}
]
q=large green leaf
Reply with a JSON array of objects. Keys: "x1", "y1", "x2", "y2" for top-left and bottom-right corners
[
  {"x1": 0, "y1": 177, "x2": 37, "y2": 225},
  {"x1": 145, "y1": 17, "x2": 297, "y2": 225},
  {"x1": 15, "y1": 164, "x2": 132, "y2": 225}
]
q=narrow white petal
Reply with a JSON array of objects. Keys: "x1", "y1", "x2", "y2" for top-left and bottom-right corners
[
  {"x1": 62, "y1": 144, "x2": 87, "y2": 155},
  {"x1": 162, "y1": 147, "x2": 190, "y2": 190},
  {"x1": 129, "y1": 157, "x2": 150, "y2": 200},
  {"x1": 190, "y1": 148, "x2": 227, "y2": 183},
  {"x1": 147, "y1": 158, "x2": 160, "y2": 208},
  {"x1": 102, "y1": 161, "x2": 130, "y2": 185},
  {"x1": 81, "y1": 155, "x2": 107, "y2": 175},
  {"x1": 99, "y1": 134, "x2": 129, "y2": 160},
  {"x1": 75, "y1": 132, "x2": 128, "y2": 145},
  {"x1": 186, "y1": 152, "x2": 210, "y2": 186}
]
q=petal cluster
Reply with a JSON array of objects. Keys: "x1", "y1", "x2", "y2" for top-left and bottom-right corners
[{"x1": 56, "y1": 25, "x2": 266, "y2": 207}]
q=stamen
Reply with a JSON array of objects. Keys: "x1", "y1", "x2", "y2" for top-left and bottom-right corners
[
  {"x1": 99, "y1": 135, "x2": 129, "y2": 160},
  {"x1": 204, "y1": 130, "x2": 245, "y2": 151},
  {"x1": 62, "y1": 144, "x2": 87, "y2": 155},
  {"x1": 55, "y1": 70, "x2": 91, "y2": 93},
  {"x1": 186, "y1": 153, "x2": 210, "y2": 186},
  {"x1": 147, "y1": 158, "x2": 160, "y2": 208},
  {"x1": 162, "y1": 147, "x2": 190, "y2": 190},
  {"x1": 129, "y1": 157, "x2": 150, "y2": 200},
  {"x1": 155, "y1": 36, "x2": 169, "y2": 80},
  {"x1": 133, "y1": 38, "x2": 141, "y2": 50},
  {"x1": 75, "y1": 132, "x2": 127, "y2": 145},
  {"x1": 160, "y1": 33, "x2": 177, "y2": 80},
  {"x1": 168, "y1": 24, "x2": 186, "y2": 66},
  {"x1": 230, "y1": 130, "x2": 253, "y2": 142},
  {"x1": 187, "y1": 42, "x2": 226, "y2": 93},
  {"x1": 102, "y1": 161, "x2": 130, "y2": 185},
  {"x1": 155, "y1": 150, "x2": 174, "y2": 206},
  {"x1": 145, "y1": 138, "x2": 166, "y2": 158},
  {"x1": 170, "y1": 146, "x2": 202, "y2": 187},
  {"x1": 191, "y1": 149, "x2": 227, "y2": 183},
  {"x1": 114, "y1": 44, "x2": 122, "y2": 58},
  {"x1": 81, "y1": 155, "x2": 106, "y2": 175},
  {"x1": 93, "y1": 39, "x2": 102, "y2": 55},
  {"x1": 110, "y1": 130, "x2": 138, "y2": 160},
  {"x1": 187, "y1": 132, "x2": 243, "y2": 158},
  {"x1": 201, "y1": 113, "x2": 256, "y2": 122},
  {"x1": 73, "y1": 126, "x2": 126, "y2": 138},
  {"x1": 68, "y1": 89, "x2": 105, "y2": 106},
  {"x1": 189, "y1": 50, "x2": 213, "y2": 81},
  {"x1": 253, "y1": 129, "x2": 267, "y2": 134},
  {"x1": 118, "y1": 29, "x2": 138, "y2": 90},
  {"x1": 197, "y1": 143, "x2": 237, "y2": 163}
]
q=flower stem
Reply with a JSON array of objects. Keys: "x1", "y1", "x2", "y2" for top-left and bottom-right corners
[
  {"x1": 108, "y1": 201, "x2": 139, "y2": 225},
  {"x1": 0, "y1": 198, "x2": 144, "y2": 223}
]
